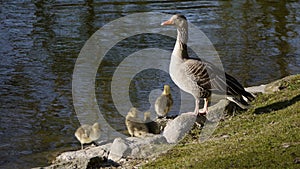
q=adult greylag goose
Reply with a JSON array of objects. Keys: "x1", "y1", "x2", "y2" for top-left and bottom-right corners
[
  {"x1": 161, "y1": 14, "x2": 254, "y2": 115},
  {"x1": 155, "y1": 84, "x2": 173, "y2": 118},
  {"x1": 75, "y1": 122, "x2": 101, "y2": 150},
  {"x1": 125, "y1": 107, "x2": 149, "y2": 137}
]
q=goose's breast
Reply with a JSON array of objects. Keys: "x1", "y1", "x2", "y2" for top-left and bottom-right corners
[{"x1": 169, "y1": 59, "x2": 198, "y2": 95}]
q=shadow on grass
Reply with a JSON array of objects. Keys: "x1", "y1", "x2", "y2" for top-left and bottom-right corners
[{"x1": 254, "y1": 94, "x2": 300, "y2": 114}]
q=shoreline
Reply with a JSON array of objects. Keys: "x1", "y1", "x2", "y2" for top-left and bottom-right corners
[{"x1": 34, "y1": 74, "x2": 300, "y2": 169}]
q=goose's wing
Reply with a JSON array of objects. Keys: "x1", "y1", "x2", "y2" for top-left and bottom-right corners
[
  {"x1": 184, "y1": 58, "x2": 228, "y2": 95},
  {"x1": 184, "y1": 58, "x2": 254, "y2": 102}
]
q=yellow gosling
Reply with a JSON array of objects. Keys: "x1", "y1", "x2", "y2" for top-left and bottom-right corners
[
  {"x1": 74, "y1": 122, "x2": 101, "y2": 150},
  {"x1": 155, "y1": 85, "x2": 173, "y2": 118},
  {"x1": 125, "y1": 107, "x2": 148, "y2": 137}
]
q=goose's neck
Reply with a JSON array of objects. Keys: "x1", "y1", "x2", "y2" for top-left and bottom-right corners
[{"x1": 172, "y1": 26, "x2": 189, "y2": 59}]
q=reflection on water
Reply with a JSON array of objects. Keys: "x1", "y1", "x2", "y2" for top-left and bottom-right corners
[{"x1": 0, "y1": 0, "x2": 299, "y2": 168}]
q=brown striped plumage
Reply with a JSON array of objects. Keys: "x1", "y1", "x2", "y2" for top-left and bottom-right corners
[{"x1": 161, "y1": 14, "x2": 254, "y2": 115}]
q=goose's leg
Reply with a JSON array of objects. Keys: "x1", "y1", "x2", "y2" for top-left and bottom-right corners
[
  {"x1": 81, "y1": 144, "x2": 83, "y2": 150},
  {"x1": 199, "y1": 98, "x2": 208, "y2": 115},
  {"x1": 193, "y1": 98, "x2": 200, "y2": 115}
]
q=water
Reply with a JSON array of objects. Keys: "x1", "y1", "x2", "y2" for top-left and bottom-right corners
[{"x1": 0, "y1": 0, "x2": 299, "y2": 168}]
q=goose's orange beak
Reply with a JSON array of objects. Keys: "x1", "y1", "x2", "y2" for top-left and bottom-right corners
[{"x1": 161, "y1": 19, "x2": 173, "y2": 26}]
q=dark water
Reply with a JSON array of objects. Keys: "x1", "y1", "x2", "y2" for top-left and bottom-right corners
[{"x1": 0, "y1": 0, "x2": 299, "y2": 168}]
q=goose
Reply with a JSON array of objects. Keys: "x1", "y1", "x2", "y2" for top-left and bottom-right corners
[
  {"x1": 155, "y1": 84, "x2": 173, "y2": 118},
  {"x1": 161, "y1": 14, "x2": 254, "y2": 115},
  {"x1": 75, "y1": 122, "x2": 101, "y2": 150},
  {"x1": 144, "y1": 111, "x2": 160, "y2": 134},
  {"x1": 125, "y1": 107, "x2": 149, "y2": 137}
]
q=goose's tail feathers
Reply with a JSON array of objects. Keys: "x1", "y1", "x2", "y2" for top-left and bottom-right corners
[{"x1": 225, "y1": 73, "x2": 255, "y2": 108}]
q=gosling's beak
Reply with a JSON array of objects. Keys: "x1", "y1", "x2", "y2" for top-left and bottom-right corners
[{"x1": 161, "y1": 19, "x2": 173, "y2": 26}]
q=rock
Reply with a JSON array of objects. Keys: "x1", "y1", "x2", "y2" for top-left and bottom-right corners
[
  {"x1": 265, "y1": 75, "x2": 299, "y2": 93},
  {"x1": 126, "y1": 134, "x2": 167, "y2": 145},
  {"x1": 163, "y1": 113, "x2": 197, "y2": 143},
  {"x1": 33, "y1": 144, "x2": 111, "y2": 169},
  {"x1": 208, "y1": 99, "x2": 231, "y2": 118},
  {"x1": 281, "y1": 143, "x2": 290, "y2": 148},
  {"x1": 128, "y1": 135, "x2": 169, "y2": 159},
  {"x1": 221, "y1": 134, "x2": 230, "y2": 139},
  {"x1": 245, "y1": 75, "x2": 300, "y2": 94},
  {"x1": 294, "y1": 157, "x2": 300, "y2": 164},
  {"x1": 245, "y1": 85, "x2": 266, "y2": 94},
  {"x1": 108, "y1": 137, "x2": 130, "y2": 162},
  {"x1": 55, "y1": 144, "x2": 110, "y2": 162},
  {"x1": 108, "y1": 135, "x2": 169, "y2": 161},
  {"x1": 34, "y1": 157, "x2": 89, "y2": 169},
  {"x1": 40, "y1": 156, "x2": 118, "y2": 169}
]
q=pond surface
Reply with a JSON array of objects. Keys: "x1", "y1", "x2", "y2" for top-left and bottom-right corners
[{"x1": 0, "y1": 0, "x2": 299, "y2": 168}]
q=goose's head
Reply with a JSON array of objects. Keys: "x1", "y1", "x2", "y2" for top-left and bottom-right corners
[
  {"x1": 128, "y1": 107, "x2": 138, "y2": 117},
  {"x1": 161, "y1": 14, "x2": 187, "y2": 28},
  {"x1": 163, "y1": 84, "x2": 171, "y2": 95},
  {"x1": 92, "y1": 122, "x2": 100, "y2": 130}
]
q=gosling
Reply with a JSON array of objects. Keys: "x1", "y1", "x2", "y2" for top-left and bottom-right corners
[
  {"x1": 155, "y1": 84, "x2": 173, "y2": 118},
  {"x1": 144, "y1": 111, "x2": 160, "y2": 134},
  {"x1": 125, "y1": 107, "x2": 148, "y2": 137},
  {"x1": 75, "y1": 122, "x2": 101, "y2": 150}
]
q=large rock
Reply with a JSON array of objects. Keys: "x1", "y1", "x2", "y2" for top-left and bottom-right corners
[
  {"x1": 56, "y1": 144, "x2": 111, "y2": 162},
  {"x1": 245, "y1": 85, "x2": 266, "y2": 94},
  {"x1": 108, "y1": 135, "x2": 169, "y2": 161},
  {"x1": 245, "y1": 75, "x2": 300, "y2": 94},
  {"x1": 127, "y1": 135, "x2": 169, "y2": 158},
  {"x1": 265, "y1": 75, "x2": 299, "y2": 93},
  {"x1": 33, "y1": 144, "x2": 112, "y2": 169},
  {"x1": 207, "y1": 99, "x2": 231, "y2": 119},
  {"x1": 163, "y1": 113, "x2": 197, "y2": 143}
]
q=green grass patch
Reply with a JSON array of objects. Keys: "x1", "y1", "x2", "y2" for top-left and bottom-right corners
[{"x1": 142, "y1": 75, "x2": 300, "y2": 169}]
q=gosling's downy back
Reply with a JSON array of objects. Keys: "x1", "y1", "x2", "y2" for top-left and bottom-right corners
[
  {"x1": 89, "y1": 122, "x2": 101, "y2": 141},
  {"x1": 74, "y1": 122, "x2": 101, "y2": 149},
  {"x1": 155, "y1": 85, "x2": 173, "y2": 118},
  {"x1": 125, "y1": 107, "x2": 148, "y2": 137}
]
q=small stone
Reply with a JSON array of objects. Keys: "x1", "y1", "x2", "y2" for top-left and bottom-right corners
[
  {"x1": 282, "y1": 143, "x2": 290, "y2": 148},
  {"x1": 294, "y1": 157, "x2": 300, "y2": 164},
  {"x1": 221, "y1": 135, "x2": 230, "y2": 139}
]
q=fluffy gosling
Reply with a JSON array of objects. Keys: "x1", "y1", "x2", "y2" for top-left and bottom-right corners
[
  {"x1": 155, "y1": 85, "x2": 173, "y2": 118},
  {"x1": 75, "y1": 122, "x2": 101, "y2": 150},
  {"x1": 125, "y1": 107, "x2": 148, "y2": 137}
]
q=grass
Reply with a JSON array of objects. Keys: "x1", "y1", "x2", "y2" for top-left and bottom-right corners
[{"x1": 141, "y1": 75, "x2": 300, "y2": 169}]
